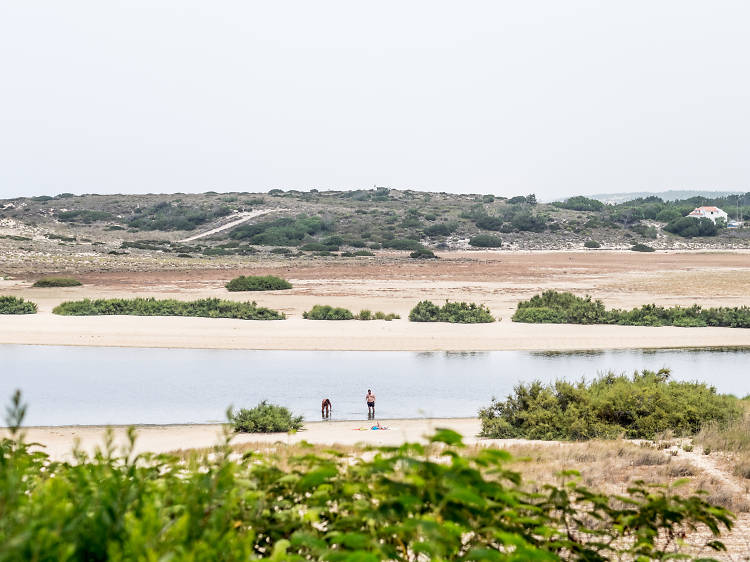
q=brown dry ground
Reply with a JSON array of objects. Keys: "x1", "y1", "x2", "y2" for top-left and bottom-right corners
[{"x1": 2, "y1": 250, "x2": 750, "y2": 350}]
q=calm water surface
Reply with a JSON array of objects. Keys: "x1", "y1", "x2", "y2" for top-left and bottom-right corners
[{"x1": 1, "y1": 345, "x2": 748, "y2": 426}]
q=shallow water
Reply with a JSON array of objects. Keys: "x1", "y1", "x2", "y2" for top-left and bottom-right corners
[{"x1": 1, "y1": 345, "x2": 748, "y2": 425}]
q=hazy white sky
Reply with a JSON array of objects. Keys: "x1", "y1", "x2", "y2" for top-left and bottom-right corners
[{"x1": 1, "y1": 1, "x2": 748, "y2": 200}]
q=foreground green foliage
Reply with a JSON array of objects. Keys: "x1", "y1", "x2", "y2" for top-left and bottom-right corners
[
  {"x1": 231, "y1": 400, "x2": 303, "y2": 433},
  {"x1": 630, "y1": 243, "x2": 655, "y2": 252},
  {"x1": 409, "y1": 300, "x2": 495, "y2": 323},
  {"x1": 480, "y1": 369, "x2": 742, "y2": 440},
  {"x1": 32, "y1": 277, "x2": 82, "y2": 287},
  {"x1": 225, "y1": 275, "x2": 292, "y2": 292},
  {"x1": 52, "y1": 297, "x2": 284, "y2": 320},
  {"x1": 513, "y1": 290, "x2": 750, "y2": 327},
  {"x1": 0, "y1": 296, "x2": 37, "y2": 314},
  {"x1": 303, "y1": 304, "x2": 355, "y2": 320},
  {"x1": 0, "y1": 393, "x2": 734, "y2": 560}
]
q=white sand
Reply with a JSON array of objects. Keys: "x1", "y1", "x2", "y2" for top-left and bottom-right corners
[
  {"x1": 10, "y1": 418, "x2": 491, "y2": 462},
  {"x1": 1, "y1": 313, "x2": 749, "y2": 351}
]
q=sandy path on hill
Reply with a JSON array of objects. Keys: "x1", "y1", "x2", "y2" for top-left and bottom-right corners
[{"x1": 178, "y1": 208, "x2": 285, "y2": 242}]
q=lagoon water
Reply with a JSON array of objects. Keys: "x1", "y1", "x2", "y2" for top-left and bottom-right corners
[{"x1": 1, "y1": 345, "x2": 749, "y2": 426}]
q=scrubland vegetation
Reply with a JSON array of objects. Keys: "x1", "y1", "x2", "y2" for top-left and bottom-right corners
[
  {"x1": 513, "y1": 290, "x2": 750, "y2": 327},
  {"x1": 231, "y1": 400, "x2": 303, "y2": 433},
  {"x1": 479, "y1": 369, "x2": 741, "y2": 440},
  {"x1": 2, "y1": 189, "x2": 748, "y2": 257},
  {"x1": 0, "y1": 296, "x2": 37, "y2": 314},
  {"x1": 302, "y1": 304, "x2": 355, "y2": 320},
  {"x1": 32, "y1": 277, "x2": 82, "y2": 287},
  {"x1": 0, "y1": 391, "x2": 735, "y2": 560},
  {"x1": 52, "y1": 298, "x2": 284, "y2": 320},
  {"x1": 302, "y1": 305, "x2": 399, "y2": 320},
  {"x1": 355, "y1": 309, "x2": 400, "y2": 321},
  {"x1": 225, "y1": 275, "x2": 292, "y2": 291},
  {"x1": 409, "y1": 300, "x2": 495, "y2": 323}
]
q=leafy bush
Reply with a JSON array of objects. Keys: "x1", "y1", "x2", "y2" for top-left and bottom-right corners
[
  {"x1": 355, "y1": 309, "x2": 399, "y2": 321},
  {"x1": 409, "y1": 300, "x2": 495, "y2": 323},
  {"x1": 52, "y1": 298, "x2": 284, "y2": 320},
  {"x1": 584, "y1": 240, "x2": 601, "y2": 248},
  {"x1": 270, "y1": 247, "x2": 292, "y2": 254},
  {"x1": 474, "y1": 215, "x2": 503, "y2": 231},
  {"x1": 230, "y1": 215, "x2": 328, "y2": 246},
  {"x1": 410, "y1": 248, "x2": 437, "y2": 259},
  {"x1": 303, "y1": 304, "x2": 354, "y2": 320},
  {"x1": 231, "y1": 400, "x2": 303, "y2": 433},
  {"x1": 423, "y1": 222, "x2": 457, "y2": 236},
  {"x1": 0, "y1": 393, "x2": 734, "y2": 560},
  {"x1": 381, "y1": 238, "x2": 424, "y2": 251},
  {"x1": 128, "y1": 201, "x2": 231, "y2": 231},
  {"x1": 469, "y1": 234, "x2": 502, "y2": 248},
  {"x1": 630, "y1": 243, "x2": 655, "y2": 252},
  {"x1": 513, "y1": 290, "x2": 750, "y2": 328},
  {"x1": 553, "y1": 196, "x2": 605, "y2": 212},
  {"x1": 225, "y1": 275, "x2": 292, "y2": 292},
  {"x1": 479, "y1": 369, "x2": 741, "y2": 440},
  {"x1": 32, "y1": 277, "x2": 82, "y2": 287},
  {"x1": 0, "y1": 296, "x2": 37, "y2": 314},
  {"x1": 664, "y1": 216, "x2": 719, "y2": 237}
]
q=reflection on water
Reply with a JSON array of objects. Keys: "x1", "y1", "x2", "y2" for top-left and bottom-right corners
[{"x1": 1, "y1": 345, "x2": 749, "y2": 426}]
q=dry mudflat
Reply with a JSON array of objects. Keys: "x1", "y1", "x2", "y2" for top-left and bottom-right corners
[{"x1": 2, "y1": 250, "x2": 750, "y2": 351}]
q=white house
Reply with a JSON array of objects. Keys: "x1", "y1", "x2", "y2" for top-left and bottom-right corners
[{"x1": 687, "y1": 206, "x2": 728, "y2": 223}]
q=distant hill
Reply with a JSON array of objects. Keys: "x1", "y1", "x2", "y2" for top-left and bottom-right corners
[{"x1": 583, "y1": 190, "x2": 745, "y2": 204}]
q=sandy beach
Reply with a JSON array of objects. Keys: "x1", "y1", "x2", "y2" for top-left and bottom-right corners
[
  {"x1": 2, "y1": 251, "x2": 750, "y2": 351},
  {"x1": 11, "y1": 418, "x2": 486, "y2": 462}
]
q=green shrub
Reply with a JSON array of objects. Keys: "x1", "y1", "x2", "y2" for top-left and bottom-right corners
[
  {"x1": 479, "y1": 369, "x2": 741, "y2": 440},
  {"x1": 52, "y1": 298, "x2": 284, "y2": 320},
  {"x1": 231, "y1": 400, "x2": 303, "y2": 433},
  {"x1": 474, "y1": 215, "x2": 503, "y2": 231},
  {"x1": 32, "y1": 277, "x2": 82, "y2": 288},
  {"x1": 382, "y1": 238, "x2": 423, "y2": 251},
  {"x1": 0, "y1": 392, "x2": 734, "y2": 560},
  {"x1": 664, "y1": 216, "x2": 718, "y2": 237},
  {"x1": 303, "y1": 304, "x2": 354, "y2": 320},
  {"x1": 355, "y1": 309, "x2": 399, "y2": 321},
  {"x1": 230, "y1": 215, "x2": 328, "y2": 246},
  {"x1": 513, "y1": 290, "x2": 750, "y2": 328},
  {"x1": 225, "y1": 275, "x2": 292, "y2": 292},
  {"x1": 512, "y1": 291, "x2": 608, "y2": 324},
  {"x1": 127, "y1": 202, "x2": 230, "y2": 231},
  {"x1": 630, "y1": 243, "x2": 656, "y2": 252},
  {"x1": 423, "y1": 222, "x2": 457, "y2": 236},
  {"x1": 409, "y1": 300, "x2": 495, "y2": 323},
  {"x1": 468, "y1": 234, "x2": 502, "y2": 248},
  {"x1": 410, "y1": 248, "x2": 437, "y2": 259},
  {"x1": 270, "y1": 247, "x2": 292, "y2": 254},
  {"x1": 552, "y1": 196, "x2": 605, "y2": 212},
  {"x1": 584, "y1": 240, "x2": 601, "y2": 249},
  {"x1": 0, "y1": 296, "x2": 37, "y2": 314}
]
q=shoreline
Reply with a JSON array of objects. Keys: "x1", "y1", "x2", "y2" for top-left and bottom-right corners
[
  {"x1": 2, "y1": 314, "x2": 750, "y2": 351},
  {"x1": 5, "y1": 418, "x2": 488, "y2": 462}
]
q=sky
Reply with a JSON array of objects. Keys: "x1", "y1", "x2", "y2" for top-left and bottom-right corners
[{"x1": 1, "y1": 1, "x2": 748, "y2": 200}]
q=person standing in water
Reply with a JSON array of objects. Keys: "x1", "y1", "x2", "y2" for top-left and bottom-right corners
[{"x1": 366, "y1": 389, "x2": 376, "y2": 417}]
